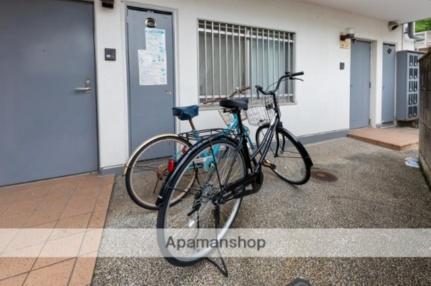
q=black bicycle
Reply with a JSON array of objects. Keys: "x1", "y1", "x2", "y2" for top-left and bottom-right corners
[{"x1": 156, "y1": 72, "x2": 313, "y2": 265}]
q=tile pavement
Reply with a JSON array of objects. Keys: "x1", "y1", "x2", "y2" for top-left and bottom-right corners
[
  {"x1": 348, "y1": 127, "x2": 419, "y2": 150},
  {"x1": 0, "y1": 174, "x2": 114, "y2": 286}
]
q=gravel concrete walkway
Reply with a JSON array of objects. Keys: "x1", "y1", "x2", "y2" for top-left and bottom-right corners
[{"x1": 92, "y1": 138, "x2": 431, "y2": 285}]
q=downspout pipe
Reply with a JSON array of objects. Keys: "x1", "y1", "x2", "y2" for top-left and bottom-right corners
[{"x1": 406, "y1": 22, "x2": 424, "y2": 41}]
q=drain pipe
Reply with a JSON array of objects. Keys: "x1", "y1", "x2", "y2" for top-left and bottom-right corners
[{"x1": 405, "y1": 22, "x2": 424, "y2": 41}]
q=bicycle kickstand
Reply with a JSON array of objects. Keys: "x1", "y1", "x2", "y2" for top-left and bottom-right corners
[{"x1": 205, "y1": 205, "x2": 229, "y2": 277}]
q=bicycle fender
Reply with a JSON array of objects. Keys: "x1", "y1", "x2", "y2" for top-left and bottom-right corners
[{"x1": 281, "y1": 128, "x2": 314, "y2": 168}]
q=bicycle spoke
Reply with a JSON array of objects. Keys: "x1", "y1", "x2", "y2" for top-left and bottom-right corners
[
  {"x1": 192, "y1": 161, "x2": 204, "y2": 188},
  {"x1": 218, "y1": 149, "x2": 239, "y2": 187},
  {"x1": 209, "y1": 145, "x2": 223, "y2": 189},
  {"x1": 152, "y1": 177, "x2": 161, "y2": 194},
  {"x1": 167, "y1": 186, "x2": 201, "y2": 196}
]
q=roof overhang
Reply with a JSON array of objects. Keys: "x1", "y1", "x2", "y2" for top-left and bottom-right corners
[{"x1": 301, "y1": 0, "x2": 431, "y2": 23}]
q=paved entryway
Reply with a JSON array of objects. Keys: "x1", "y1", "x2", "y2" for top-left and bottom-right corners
[
  {"x1": 93, "y1": 138, "x2": 431, "y2": 285},
  {"x1": 0, "y1": 174, "x2": 114, "y2": 286},
  {"x1": 348, "y1": 127, "x2": 419, "y2": 150}
]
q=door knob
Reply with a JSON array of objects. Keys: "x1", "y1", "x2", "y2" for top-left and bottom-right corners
[
  {"x1": 75, "y1": 79, "x2": 92, "y2": 93},
  {"x1": 165, "y1": 90, "x2": 173, "y2": 95}
]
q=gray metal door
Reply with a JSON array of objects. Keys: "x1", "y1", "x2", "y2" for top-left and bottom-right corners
[
  {"x1": 0, "y1": 0, "x2": 98, "y2": 186},
  {"x1": 127, "y1": 8, "x2": 175, "y2": 154},
  {"x1": 382, "y1": 43, "x2": 396, "y2": 123},
  {"x1": 350, "y1": 40, "x2": 371, "y2": 129}
]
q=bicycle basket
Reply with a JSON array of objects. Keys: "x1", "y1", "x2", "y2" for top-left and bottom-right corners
[{"x1": 246, "y1": 95, "x2": 276, "y2": 126}]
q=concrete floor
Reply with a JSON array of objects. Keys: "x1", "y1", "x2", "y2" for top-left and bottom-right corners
[{"x1": 92, "y1": 138, "x2": 431, "y2": 285}]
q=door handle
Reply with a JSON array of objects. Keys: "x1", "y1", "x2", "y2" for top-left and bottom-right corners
[
  {"x1": 165, "y1": 90, "x2": 173, "y2": 95},
  {"x1": 75, "y1": 79, "x2": 92, "y2": 93},
  {"x1": 75, "y1": 87, "x2": 92, "y2": 92}
]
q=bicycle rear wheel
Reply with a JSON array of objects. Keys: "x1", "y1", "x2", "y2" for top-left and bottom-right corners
[
  {"x1": 125, "y1": 134, "x2": 193, "y2": 210},
  {"x1": 157, "y1": 136, "x2": 246, "y2": 266},
  {"x1": 256, "y1": 124, "x2": 312, "y2": 185}
]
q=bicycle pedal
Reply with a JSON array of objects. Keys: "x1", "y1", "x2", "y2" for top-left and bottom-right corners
[{"x1": 263, "y1": 160, "x2": 276, "y2": 169}]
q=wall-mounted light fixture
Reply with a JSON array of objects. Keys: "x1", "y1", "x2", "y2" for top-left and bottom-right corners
[
  {"x1": 101, "y1": 0, "x2": 114, "y2": 9},
  {"x1": 339, "y1": 28, "x2": 355, "y2": 49},
  {"x1": 340, "y1": 28, "x2": 355, "y2": 41},
  {"x1": 145, "y1": 17, "x2": 156, "y2": 28},
  {"x1": 388, "y1": 21, "x2": 400, "y2": 31}
]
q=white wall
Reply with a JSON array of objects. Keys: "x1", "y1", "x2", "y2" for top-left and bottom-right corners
[{"x1": 94, "y1": 0, "x2": 408, "y2": 169}]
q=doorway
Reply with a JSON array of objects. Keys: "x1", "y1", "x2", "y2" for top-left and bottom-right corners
[
  {"x1": 0, "y1": 0, "x2": 98, "y2": 186},
  {"x1": 126, "y1": 7, "x2": 176, "y2": 155},
  {"x1": 350, "y1": 40, "x2": 372, "y2": 129},
  {"x1": 382, "y1": 43, "x2": 396, "y2": 124}
]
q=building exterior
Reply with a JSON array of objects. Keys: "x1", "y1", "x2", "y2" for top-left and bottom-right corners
[
  {"x1": 1, "y1": 0, "x2": 430, "y2": 186},
  {"x1": 415, "y1": 31, "x2": 431, "y2": 52}
]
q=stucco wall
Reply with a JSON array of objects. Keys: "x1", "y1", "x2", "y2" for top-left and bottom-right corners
[{"x1": 94, "y1": 0, "x2": 414, "y2": 169}]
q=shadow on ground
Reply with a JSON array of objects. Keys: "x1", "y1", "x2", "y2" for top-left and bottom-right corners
[{"x1": 92, "y1": 138, "x2": 431, "y2": 285}]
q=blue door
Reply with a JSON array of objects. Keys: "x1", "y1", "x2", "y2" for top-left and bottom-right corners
[
  {"x1": 0, "y1": 0, "x2": 98, "y2": 186},
  {"x1": 126, "y1": 8, "x2": 176, "y2": 156},
  {"x1": 350, "y1": 40, "x2": 371, "y2": 129},
  {"x1": 382, "y1": 44, "x2": 396, "y2": 123}
]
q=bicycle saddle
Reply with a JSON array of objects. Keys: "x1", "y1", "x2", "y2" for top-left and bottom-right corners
[
  {"x1": 172, "y1": 105, "x2": 199, "y2": 121},
  {"x1": 219, "y1": 98, "x2": 249, "y2": 111}
]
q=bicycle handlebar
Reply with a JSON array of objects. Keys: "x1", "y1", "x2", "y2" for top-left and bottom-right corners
[
  {"x1": 230, "y1": 86, "x2": 251, "y2": 98},
  {"x1": 256, "y1": 71, "x2": 304, "y2": 95},
  {"x1": 202, "y1": 86, "x2": 251, "y2": 104},
  {"x1": 286, "y1": 71, "x2": 304, "y2": 77}
]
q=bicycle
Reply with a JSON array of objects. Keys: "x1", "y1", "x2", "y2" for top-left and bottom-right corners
[
  {"x1": 123, "y1": 87, "x2": 252, "y2": 210},
  {"x1": 156, "y1": 72, "x2": 313, "y2": 266}
]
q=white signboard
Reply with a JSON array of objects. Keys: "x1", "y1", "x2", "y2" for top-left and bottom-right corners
[{"x1": 138, "y1": 28, "x2": 167, "y2": 86}]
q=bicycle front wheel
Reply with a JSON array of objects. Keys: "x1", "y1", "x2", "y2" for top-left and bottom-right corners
[
  {"x1": 125, "y1": 134, "x2": 193, "y2": 210},
  {"x1": 256, "y1": 125, "x2": 312, "y2": 185},
  {"x1": 157, "y1": 136, "x2": 246, "y2": 266}
]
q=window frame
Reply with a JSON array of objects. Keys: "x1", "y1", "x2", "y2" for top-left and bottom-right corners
[{"x1": 196, "y1": 19, "x2": 297, "y2": 108}]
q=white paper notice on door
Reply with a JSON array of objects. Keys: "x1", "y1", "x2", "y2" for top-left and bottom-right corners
[{"x1": 138, "y1": 28, "x2": 167, "y2": 86}]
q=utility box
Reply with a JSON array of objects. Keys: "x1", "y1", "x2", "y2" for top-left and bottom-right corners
[
  {"x1": 396, "y1": 51, "x2": 423, "y2": 121},
  {"x1": 419, "y1": 51, "x2": 431, "y2": 185}
]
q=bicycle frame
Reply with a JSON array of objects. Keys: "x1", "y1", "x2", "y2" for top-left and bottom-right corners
[
  {"x1": 213, "y1": 72, "x2": 305, "y2": 202},
  {"x1": 176, "y1": 112, "x2": 255, "y2": 172},
  {"x1": 205, "y1": 110, "x2": 277, "y2": 204},
  {"x1": 235, "y1": 93, "x2": 280, "y2": 174},
  {"x1": 246, "y1": 72, "x2": 304, "y2": 170}
]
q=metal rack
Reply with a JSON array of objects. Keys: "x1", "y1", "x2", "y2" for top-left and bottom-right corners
[{"x1": 396, "y1": 51, "x2": 424, "y2": 121}]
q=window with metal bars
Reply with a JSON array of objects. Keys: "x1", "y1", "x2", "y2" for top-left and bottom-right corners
[{"x1": 198, "y1": 20, "x2": 296, "y2": 105}]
